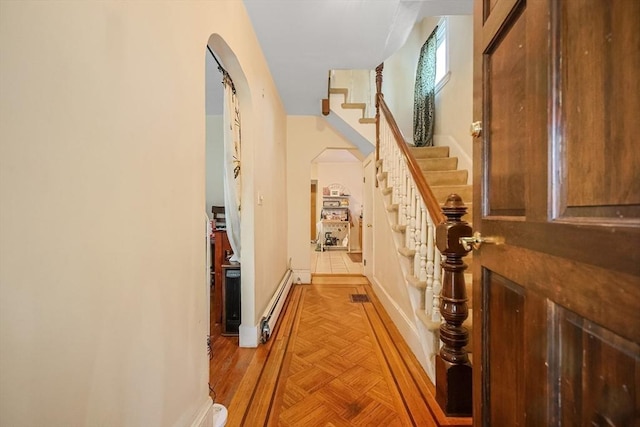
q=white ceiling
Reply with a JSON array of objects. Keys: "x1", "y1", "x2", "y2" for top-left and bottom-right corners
[{"x1": 207, "y1": 0, "x2": 472, "y2": 116}]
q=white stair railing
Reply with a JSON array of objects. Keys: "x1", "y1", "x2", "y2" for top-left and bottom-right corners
[{"x1": 378, "y1": 103, "x2": 444, "y2": 322}]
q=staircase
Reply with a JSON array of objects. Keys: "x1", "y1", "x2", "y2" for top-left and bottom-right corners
[
  {"x1": 325, "y1": 87, "x2": 376, "y2": 156},
  {"x1": 326, "y1": 68, "x2": 473, "y2": 418},
  {"x1": 379, "y1": 145, "x2": 474, "y2": 358},
  {"x1": 408, "y1": 146, "x2": 472, "y2": 221}
]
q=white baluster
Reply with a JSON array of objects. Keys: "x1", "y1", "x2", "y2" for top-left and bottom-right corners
[
  {"x1": 432, "y1": 250, "x2": 443, "y2": 322},
  {"x1": 407, "y1": 180, "x2": 415, "y2": 252},
  {"x1": 391, "y1": 147, "x2": 400, "y2": 204},
  {"x1": 394, "y1": 150, "x2": 401, "y2": 208},
  {"x1": 399, "y1": 166, "x2": 406, "y2": 228},
  {"x1": 425, "y1": 209, "x2": 434, "y2": 316},
  {"x1": 420, "y1": 203, "x2": 428, "y2": 283},
  {"x1": 413, "y1": 193, "x2": 421, "y2": 279}
]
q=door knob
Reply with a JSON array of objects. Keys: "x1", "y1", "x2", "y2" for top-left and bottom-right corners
[
  {"x1": 367, "y1": 224, "x2": 372, "y2": 228},
  {"x1": 470, "y1": 121, "x2": 482, "y2": 138},
  {"x1": 459, "y1": 231, "x2": 504, "y2": 251}
]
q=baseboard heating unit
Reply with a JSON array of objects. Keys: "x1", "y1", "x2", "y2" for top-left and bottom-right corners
[{"x1": 260, "y1": 268, "x2": 294, "y2": 343}]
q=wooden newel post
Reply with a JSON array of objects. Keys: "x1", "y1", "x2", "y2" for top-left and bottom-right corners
[{"x1": 435, "y1": 194, "x2": 473, "y2": 416}]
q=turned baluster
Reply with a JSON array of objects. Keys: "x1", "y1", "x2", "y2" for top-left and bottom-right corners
[
  {"x1": 432, "y1": 249, "x2": 442, "y2": 322},
  {"x1": 413, "y1": 194, "x2": 422, "y2": 279},
  {"x1": 402, "y1": 177, "x2": 411, "y2": 247},
  {"x1": 399, "y1": 167, "x2": 407, "y2": 228},
  {"x1": 425, "y1": 208, "x2": 435, "y2": 316},
  {"x1": 435, "y1": 194, "x2": 472, "y2": 416},
  {"x1": 408, "y1": 181, "x2": 416, "y2": 252},
  {"x1": 375, "y1": 63, "x2": 383, "y2": 169},
  {"x1": 419, "y1": 203, "x2": 428, "y2": 283}
]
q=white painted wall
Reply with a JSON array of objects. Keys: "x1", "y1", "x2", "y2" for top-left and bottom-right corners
[
  {"x1": 382, "y1": 15, "x2": 473, "y2": 174},
  {"x1": 371, "y1": 190, "x2": 415, "y2": 322},
  {"x1": 433, "y1": 16, "x2": 474, "y2": 175},
  {"x1": 0, "y1": 1, "x2": 287, "y2": 425},
  {"x1": 286, "y1": 117, "x2": 357, "y2": 280},
  {"x1": 367, "y1": 176, "x2": 424, "y2": 368},
  {"x1": 206, "y1": 115, "x2": 224, "y2": 216}
]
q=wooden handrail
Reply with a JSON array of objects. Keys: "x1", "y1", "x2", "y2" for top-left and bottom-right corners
[{"x1": 378, "y1": 95, "x2": 446, "y2": 225}]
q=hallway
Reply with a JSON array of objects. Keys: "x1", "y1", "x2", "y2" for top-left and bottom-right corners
[{"x1": 220, "y1": 276, "x2": 470, "y2": 427}]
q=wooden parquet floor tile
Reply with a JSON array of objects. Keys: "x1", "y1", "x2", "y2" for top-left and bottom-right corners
[{"x1": 227, "y1": 276, "x2": 471, "y2": 426}]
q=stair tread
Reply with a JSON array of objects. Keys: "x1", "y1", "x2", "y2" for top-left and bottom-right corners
[
  {"x1": 398, "y1": 247, "x2": 415, "y2": 258},
  {"x1": 431, "y1": 184, "x2": 472, "y2": 190},
  {"x1": 391, "y1": 224, "x2": 406, "y2": 233},
  {"x1": 329, "y1": 87, "x2": 348, "y2": 95},
  {"x1": 407, "y1": 274, "x2": 426, "y2": 290},
  {"x1": 341, "y1": 102, "x2": 366, "y2": 109},
  {"x1": 359, "y1": 118, "x2": 376, "y2": 124},
  {"x1": 415, "y1": 309, "x2": 441, "y2": 331}
]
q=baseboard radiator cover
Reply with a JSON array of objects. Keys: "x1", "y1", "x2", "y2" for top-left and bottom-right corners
[{"x1": 260, "y1": 268, "x2": 294, "y2": 343}]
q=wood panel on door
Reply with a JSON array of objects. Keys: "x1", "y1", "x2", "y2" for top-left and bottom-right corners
[{"x1": 472, "y1": 0, "x2": 640, "y2": 425}]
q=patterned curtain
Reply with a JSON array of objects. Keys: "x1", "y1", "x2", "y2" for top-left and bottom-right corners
[
  {"x1": 223, "y1": 73, "x2": 242, "y2": 263},
  {"x1": 413, "y1": 26, "x2": 438, "y2": 147}
]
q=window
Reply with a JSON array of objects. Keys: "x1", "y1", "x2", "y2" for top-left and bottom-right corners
[{"x1": 435, "y1": 18, "x2": 450, "y2": 92}]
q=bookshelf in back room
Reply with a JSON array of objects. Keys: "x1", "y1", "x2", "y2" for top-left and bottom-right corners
[{"x1": 320, "y1": 184, "x2": 351, "y2": 252}]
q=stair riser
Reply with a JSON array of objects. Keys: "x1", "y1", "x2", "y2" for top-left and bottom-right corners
[
  {"x1": 418, "y1": 157, "x2": 458, "y2": 171},
  {"x1": 431, "y1": 185, "x2": 473, "y2": 204},
  {"x1": 409, "y1": 146, "x2": 450, "y2": 159},
  {"x1": 424, "y1": 170, "x2": 468, "y2": 186}
]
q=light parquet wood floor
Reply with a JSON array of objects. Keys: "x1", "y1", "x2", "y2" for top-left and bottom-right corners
[{"x1": 226, "y1": 276, "x2": 471, "y2": 427}]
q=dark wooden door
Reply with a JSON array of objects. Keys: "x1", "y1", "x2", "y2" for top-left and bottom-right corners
[{"x1": 472, "y1": 0, "x2": 640, "y2": 425}]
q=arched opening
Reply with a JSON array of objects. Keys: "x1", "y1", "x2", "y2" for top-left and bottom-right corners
[
  {"x1": 204, "y1": 34, "x2": 254, "y2": 409},
  {"x1": 310, "y1": 148, "x2": 364, "y2": 275}
]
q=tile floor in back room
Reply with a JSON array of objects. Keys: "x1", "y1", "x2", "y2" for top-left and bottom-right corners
[{"x1": 309, "y1": 243, "x2": 363, "y2": 275}]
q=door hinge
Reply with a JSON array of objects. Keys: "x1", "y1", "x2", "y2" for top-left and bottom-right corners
[{"x1": 363, "y1": 259, "x2": 366, "y2": 266}]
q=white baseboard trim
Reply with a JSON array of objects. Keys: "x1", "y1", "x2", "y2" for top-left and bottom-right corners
[
  {"x1": 293, "y1": 269, "x2": 311, "y2": 284},
  {"x1": 190, "y1": 397, "x2": 213, "y2": 427},
  {"x1": 239, "y1": 324, "x2": 259, "y2": 347},
  {"x1": 369, "y1": 276, "x2": 423, "y2": 360}
]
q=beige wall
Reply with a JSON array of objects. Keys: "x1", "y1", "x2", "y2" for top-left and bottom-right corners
[
  {"x1": 0, "y1": 1, "x2": 287, "y2": 425},
  {"x1": 432, "y1": 16, "x2": 473, "y2": 173},
  {"x1": 382, "y1": 15, "x2": 473, "y2": 172}
]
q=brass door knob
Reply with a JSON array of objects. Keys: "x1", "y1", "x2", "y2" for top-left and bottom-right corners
[
  {"x1": 459, "y1": 231, "x2": 504, "y2": 251},
  {"x1": 470, "y1": 121, "x2": 482, "y2": 138}
]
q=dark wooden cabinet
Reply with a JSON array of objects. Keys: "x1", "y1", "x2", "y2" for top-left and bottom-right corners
[{"x1": 211, "y1": 229, "x2": 231, "y2": 324}]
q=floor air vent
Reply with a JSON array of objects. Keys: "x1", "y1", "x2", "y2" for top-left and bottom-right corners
[{"x1": 350, "y1": 294, "x2": 370, "y2": 303}]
